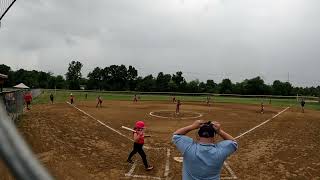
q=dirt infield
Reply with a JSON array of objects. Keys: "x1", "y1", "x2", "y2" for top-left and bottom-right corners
[{"x1": 1, "y1": 100, "x2": 320, "y2": 179}]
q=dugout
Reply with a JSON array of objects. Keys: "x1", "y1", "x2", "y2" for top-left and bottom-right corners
[{"x1": 0, "y1": 73, "x2": 8, "y2": 92}]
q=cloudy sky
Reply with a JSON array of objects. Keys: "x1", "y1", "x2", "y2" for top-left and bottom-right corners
[{"x1": 0, "y1": 0, "x2": 319, "y2": 87}]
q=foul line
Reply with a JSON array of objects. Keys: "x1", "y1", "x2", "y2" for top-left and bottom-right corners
[
  {"x1": 66, "y1": 102, "x2": 133, "y2": 142},
  {"x1": 234, "y1": 107, "x2": 290, "y2": 140}
]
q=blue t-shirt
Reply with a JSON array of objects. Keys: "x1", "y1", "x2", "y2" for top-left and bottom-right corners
[{"x1": 172, "y1": 135, "x2": 238, "y2": 180}]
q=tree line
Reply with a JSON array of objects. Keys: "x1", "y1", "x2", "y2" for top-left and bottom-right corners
[{"x1": 1, "y1": 62, "x2": 319, "y2": 96}]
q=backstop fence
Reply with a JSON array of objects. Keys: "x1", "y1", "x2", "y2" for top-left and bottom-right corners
[
  {"x1": 0, "y1": 91, "x2": 53, "y2": 180},
  {"x1": 0, "y1": 89, "x2": 42, "y2": 122}
]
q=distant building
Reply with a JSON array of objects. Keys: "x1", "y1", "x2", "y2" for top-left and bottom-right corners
[
  {"x1": 80, "y1": 85, "x2": 86, "y2": 90},
  {"x1": 0, "y1": 73, "x2": 8, "y2": 92}
]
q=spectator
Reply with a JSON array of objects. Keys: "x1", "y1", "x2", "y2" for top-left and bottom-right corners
[
  {"x1": 24, "y1": 92, "x2": 32, "y2": 110},
  {"x1": 172, "y1": 120, "x2": 238, "y2": 180}
]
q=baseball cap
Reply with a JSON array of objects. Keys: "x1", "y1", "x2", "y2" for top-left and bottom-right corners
[
  {"x1": 135, "y1": 121, "x2": 145, "y2": 129},
  {"x1": 198, "y1": 122, "x2": 216, "y2": 138}
]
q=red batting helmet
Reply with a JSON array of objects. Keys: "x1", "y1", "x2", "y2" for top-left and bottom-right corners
[{"x1": 135, "y1": 121, "x2": 145, "y2": 129}]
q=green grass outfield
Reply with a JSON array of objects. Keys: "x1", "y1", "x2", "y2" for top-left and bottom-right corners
[{"x1": 32, "y1": 90, "x2": 320, "y2": 111}]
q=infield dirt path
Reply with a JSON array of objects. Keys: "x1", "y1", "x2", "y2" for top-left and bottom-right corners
[{"x1": 1, "y1": 101, "x2": 319, "y2": 179}]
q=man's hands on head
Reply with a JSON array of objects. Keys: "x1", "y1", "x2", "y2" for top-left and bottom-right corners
[
  {"x1": 191, "y1": 120, "x2": 205, "y2": 129},
  {"x1": 190, "y1": 120, "x2": 222, "y2": 132},
  {"x1": 211, "y1": 121, "x2": 221, "y2": 134},
  {"x1": 174, "y1": 120, "x2": 206, "y2": 135},
  {"x1": 173, "y1": 119, "x2": 236, "y2": 141}
]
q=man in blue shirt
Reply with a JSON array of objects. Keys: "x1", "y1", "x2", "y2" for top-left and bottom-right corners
[{"x1": 172, "y1": 120, "x2": 238, "y2": 180}]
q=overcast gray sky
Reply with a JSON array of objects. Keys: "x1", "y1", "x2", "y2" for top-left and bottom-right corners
[{"x1": 0, "y1": 0, "x2": 319, "y2": 87}]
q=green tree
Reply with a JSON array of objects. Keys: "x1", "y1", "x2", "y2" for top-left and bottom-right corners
[
  {"x1": 172, "y1": 71, "x2": 185, "y2": 91},
  {"x1": 0, "y1": 64, "x2": 14, "y2": 87},
  {"x1": 127, "y1": 65, "x2": 138, "y2": 91},
  {"x1": 244, "y1": 76, "x2": 266, "y2": 95},
  {"x1": 108, "y1": 65, "x2": 128, "y2": 90},
  {"x1": 187, "y1": 80, "x2": 200, "y2": 93},
  {"x1": 198, "y1": 82, "x2": 206, "y2": 92},
  {"x1": 233, "y1": 82, "x2": 244, "y2": 94},
  {"x1": 136, "y1": 75, "x2": 155, "y2": 91},
  {"x1": 272, "y1": 80, "x2": 293, "y2": 96},
  {"x1": 168, "y1": 80, "x2": 178, "y2": 91},
  {"x1": 38, "y1": 71, "x2": 51, "y2": 88},
  {"x1": 219, "y1": 79, "x2": 233, "y2": 94},
  {"x1": 101, "y1": 67, "x2": 111, "y2": 90},
  {"x1": 206, "y1": 80, "x2": 217, "y2": 93},
  {"x1": 0, "y1": 64, "x2": 11, "y2": 75},
  {"x1": 66, "y1": 61, "x2": 83, "y2": 90},
  {"x1": 87, "y1": 67, "x2": 102, "y2": 90},
  {"x1": 156, "y1": 72, "x2": 171, "y2": 92},
  {"x1": 48, "y1": 76, "x2": 56, "y2": 89},
  {"x1": 55, "y1": 75, "x2": 66, "y2": 89}
]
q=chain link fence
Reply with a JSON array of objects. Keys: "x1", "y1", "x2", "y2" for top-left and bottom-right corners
[
  {"x1": 0, "y1": 93, "x2": 53, "y2": 180},
  {"x1": 0, "y1": 89, "x2": 42, "y2": 122}
]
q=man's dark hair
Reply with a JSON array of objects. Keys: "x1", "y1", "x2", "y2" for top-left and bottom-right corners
[{"x1": 198, "y1": 121, "x2": 216, "y2": 138}]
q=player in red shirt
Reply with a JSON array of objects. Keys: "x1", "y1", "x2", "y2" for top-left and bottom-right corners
[
  {"x1": 176, "y1": 100, "x2": 181, "y2": 114},
  {"x1": 70, "y1": 93, "x2": 74, "y2": 104},
  {"x1": 24, "y1": 92, "x2": 32, "y2": 110},
  {"x1": 127, "y1": 121, "x2": 153, "y2": 171},
  {"x1": 96, "y1": 96, "x2": 103, "y2": 108}
]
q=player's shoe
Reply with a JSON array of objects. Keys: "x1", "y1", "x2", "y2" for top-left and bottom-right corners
[{"x1": 145, "y1": 166, "x2": 153, "y2": 171}]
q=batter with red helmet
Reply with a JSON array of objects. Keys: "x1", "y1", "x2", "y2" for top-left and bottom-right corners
[{"x1": 127, "y1": 121, "x2": 153, "y2": 171}]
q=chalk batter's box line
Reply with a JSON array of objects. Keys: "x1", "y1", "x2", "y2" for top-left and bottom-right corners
[
  {"x1": 66, "y1": 102, "x2": 170, "y2": 179},
  {"x1": 125, "y1": 148, "x2": 171, "y2": 180}
]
